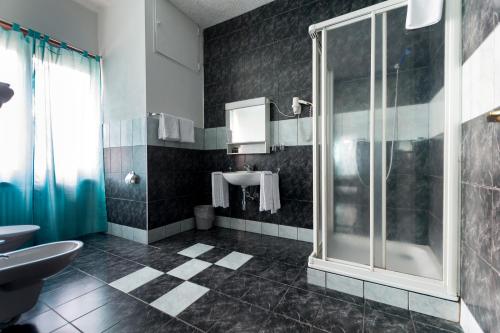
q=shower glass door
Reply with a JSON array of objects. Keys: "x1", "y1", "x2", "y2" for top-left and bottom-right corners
[
  {"x1": 324, "y1": 3, "x2": 445, "y2": 280},
  {"x1": 325, "y1": 16, "x2": 372, "y2": 266}
]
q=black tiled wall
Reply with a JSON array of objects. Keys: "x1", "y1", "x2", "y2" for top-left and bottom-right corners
[
  {"x1": 203, "y1": 0, "x2": 390, "y2": 127},
  {"x1": 104, "y1": 145, "x2": 148, "y2": 230},
  {"x1": 460, "y1": 1, "x2": 500, "y2": 332},
  {"x1": 202, "y1": 0, "x2": 390, "y2": 230},
  {"x1": 460, "y1": 114, "x2": 500, "y2": 332},
  {"x1": 196, "y1": 147, "x2": 314, "y2": 229},
  {"x1": 147, "y1": 146, "x2": 203, "y2": 230}
]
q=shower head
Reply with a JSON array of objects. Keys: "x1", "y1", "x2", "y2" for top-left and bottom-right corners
[{"x1": 394, "y1": 47, "x2": 412, "y2": 69}]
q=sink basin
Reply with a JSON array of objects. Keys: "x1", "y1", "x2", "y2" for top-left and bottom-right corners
[{"x1": 222, "y1": 171, "x2": 262, "y2": 187}]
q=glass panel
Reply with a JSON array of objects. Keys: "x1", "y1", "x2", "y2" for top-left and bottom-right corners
[
  {"x1": 314, "y1": 34, "x2": 323, "y2": 256},
  {"x1": 326, "y1": 18, "x2": 372, "y2": 265},
  {"x1": 373, "y1": 14, "x2": 384, "y2": 268},
  {"x1": 384, "y1": 6, "x2": 444, "y2": 280}
]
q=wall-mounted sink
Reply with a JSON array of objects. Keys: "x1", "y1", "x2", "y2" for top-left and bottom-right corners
[{"x1": 222, "y1": 171, "x2": 262, "y2": 187}]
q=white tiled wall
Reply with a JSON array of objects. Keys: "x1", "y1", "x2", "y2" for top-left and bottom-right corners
[{"x1": 462, "y1": 24, "x2": 500, "y2": 123}]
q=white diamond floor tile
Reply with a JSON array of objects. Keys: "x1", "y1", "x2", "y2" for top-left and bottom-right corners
[
  {"x1": 109, "y1": 267, "x2": 164, "y2": 293},
  {"x1": 167, "y1": 259, "x2": 212, "y2": 280},
  {"x1": 150, "y1": 281, "x2": 209, "y2": 317},
  {"x1": 178, "y1": 243, "x2": 214, "y2": 258},
  {"x1": 215, "y1": 251, "x2": 253, "y2": 270}
]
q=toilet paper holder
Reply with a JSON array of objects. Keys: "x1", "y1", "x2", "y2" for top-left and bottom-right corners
[{"x1": 124, "y1": 171, "x2": 140, "y2": 184}]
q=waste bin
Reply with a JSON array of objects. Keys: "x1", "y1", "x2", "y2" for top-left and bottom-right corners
[{"x1": 194, "y1": 205, "x2": 214, "y2": 230}]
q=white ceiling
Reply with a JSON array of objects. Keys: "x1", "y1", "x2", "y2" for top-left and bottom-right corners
[
  {"x1": 169, "y1": 0, "x2": 275, "y2": 28},
  {"x1": 70, "y1": 0, "x2": 275, "y2": 28}
]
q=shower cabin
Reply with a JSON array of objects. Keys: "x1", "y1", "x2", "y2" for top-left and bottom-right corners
[{"x1": 309, "y1": 0, "x2": 461, "y2": 300}]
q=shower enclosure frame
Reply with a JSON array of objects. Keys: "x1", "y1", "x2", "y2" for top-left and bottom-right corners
[{"x1": 309, "y1": 0, "x2": 461, "y2": 300}]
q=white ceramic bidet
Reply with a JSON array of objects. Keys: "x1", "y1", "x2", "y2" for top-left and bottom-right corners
[
  {"x1": 0, "y1": 225, "x2": 40, "y2": 252},
  {"x1": 0, "y1": 240, "x2": 83, "y2": 326}
]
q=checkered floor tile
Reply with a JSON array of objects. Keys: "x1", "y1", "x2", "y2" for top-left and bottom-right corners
[{"x1": 107, "y1": 243, "x2": 254, "y2": 317}]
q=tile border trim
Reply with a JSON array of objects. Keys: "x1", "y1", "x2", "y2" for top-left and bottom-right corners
[
  {"x1": 306, "y1": 266, "x2": 461, "y2": 323},
  {"x1": 214, "y1": 216, "x2": 313, "y2": 243},
  {"x1": 107, "y1": 218, "x2": 196, "y2": 244}
]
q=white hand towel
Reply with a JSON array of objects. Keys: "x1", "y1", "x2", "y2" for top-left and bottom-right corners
[
  {"x1": 272, "y1": 173, "x2": 281, "y2": 213},
  {"x1": 179, "y1": 117, "x2": 195, "y2": 143},
  {"x1": 158, "y1": 113, "x2": 180, "y2": 141},
  {"x1": 260, "y1": 171, "x2": 280, "y2": 214},
  {"x1": 212, "y1": 172, "x2": 229, "y2": 208},
  {"x1": 406, "y1": 0, "x2": 443, "y2": 30}
]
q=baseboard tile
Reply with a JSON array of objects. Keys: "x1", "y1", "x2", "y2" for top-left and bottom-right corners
[
  {"x1": 108, "y1": 220, "x2": 195, "y2": 245},
  {"x1": 214, "y1": 216, "x2": 313, "y2": 243}
]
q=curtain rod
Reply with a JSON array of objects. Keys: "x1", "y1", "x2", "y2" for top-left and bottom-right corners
[{"x1": 0, "y1": 19, "x2": 100, "y2": 60}]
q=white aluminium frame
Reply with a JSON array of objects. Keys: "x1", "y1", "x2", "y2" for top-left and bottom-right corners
[{"x1": 308, "y1": 0, "x2": 462, "y2": 300}]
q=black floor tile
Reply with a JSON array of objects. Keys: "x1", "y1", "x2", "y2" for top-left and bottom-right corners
[
  {"x1": 72, "y1": 293, "x2": 147, "y2": 332},
  {"x1": 135, "y1": 252, "x2": 191, "y2": 272},
  {"x1": 241, "y1": 277, "x2": 288, "y2": 311},
  {"x1": 151, "y1": 238, "x2": 195, "y2": 254},
  {"x1": 164, "y1": 319, "x2": 201, "y2": 332},
  {"x1": 216, "y1": 272, "x2": 260, "y2": 299},
  {"x1": 260, "y1": 313, "x2": 314, "y2": 333},
  {"x1": 19, "y1": 301, "x2": 50, "y2": 322},
  {"x1": 325, "y1": 288, "x2": 364, "y2": 306},
  {"x1": 364, "y1": 309, "x2": 415, "y2": 333},
  {"x1": 76, "y1": 255, "x2": 144, "y2": 283},
  {"x1": 51, "y1": 324, "x2": 81, "y2": 333},
  {"x1": 239, "y1": 257, "x2": 273, "y2": 276},
  {"x1": 178, "y1": 291, "x2": 237, "y2": 331},
  {"x1": 313, "y1": 296, "x2": 364, "y2": 332},
  {"x1": 189, "y1": 265, "x2": 235, "y2": 289},
  {"x1": 209, "y1": 302, "x2": 269, "y2": 333},
  {"x1": 411, "y1": 312, "x2": 463, "y2": 333},
  {"x1": 197, "y1": 247, "x2": 232, "y2": 263},
  {"x1": 54, "y1": 285, "x2": 122, "y2": 322},
  {"x1": 260, "y1": 261, "x2": 302, "y2": 285},
  {"x1": 6, "y1": 310, "x2": 68, "y2": 333},
  {"x1": 17, "y1": 229, "x2": 463, "y2": 333},
  {"x1": 130, "y1": 274, "x2": 184, "y2": 303},
  {"x1": 364, "y1": 299, "x2": 411, "y2": 319},
  {"x1": 274, "y1": 287, "x2": 323, "y2": 325},
  {"x1": 121, "y1": 246, "x2": 165, "y2": 263},
  {"x1": 40, "y1": 275, "x2": 105, "y2": 308},
  {"x1": 42, "y1": 268, "x2": 88, "y2": 294},
  {"x1": 104, "y1": 306, "x2": 173, "y2": 333}
]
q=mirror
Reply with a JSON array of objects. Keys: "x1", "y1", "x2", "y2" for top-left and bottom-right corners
[{"x1": 225, "y1": 97, "x2": 270, "y2": 154}]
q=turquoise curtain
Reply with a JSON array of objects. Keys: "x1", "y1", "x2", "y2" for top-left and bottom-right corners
[
  {"x1": 0, "y1": 28, "x2": 34, "y2": 227},
  {"x1": 0, "y1": 27, "x2": 107, "y2": 243}
]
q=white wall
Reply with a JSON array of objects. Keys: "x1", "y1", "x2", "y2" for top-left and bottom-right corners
[
  {"x1": 144, "y1": 0, "x2": 204, "y2": 127},
  {"x1": 0, "y1": 0, "x2": 98, "y2": 54},
  {"x1": 99, "y1": 0, "x2": 147, "y2": 122},
  {"x1": 462, "y1": 24, "x2": 500, "y2": 124}
]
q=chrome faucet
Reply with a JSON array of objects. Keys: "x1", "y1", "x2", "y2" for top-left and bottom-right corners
[{"x1": 243, "y1": 164, "x2": 253, "y2": 172}]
